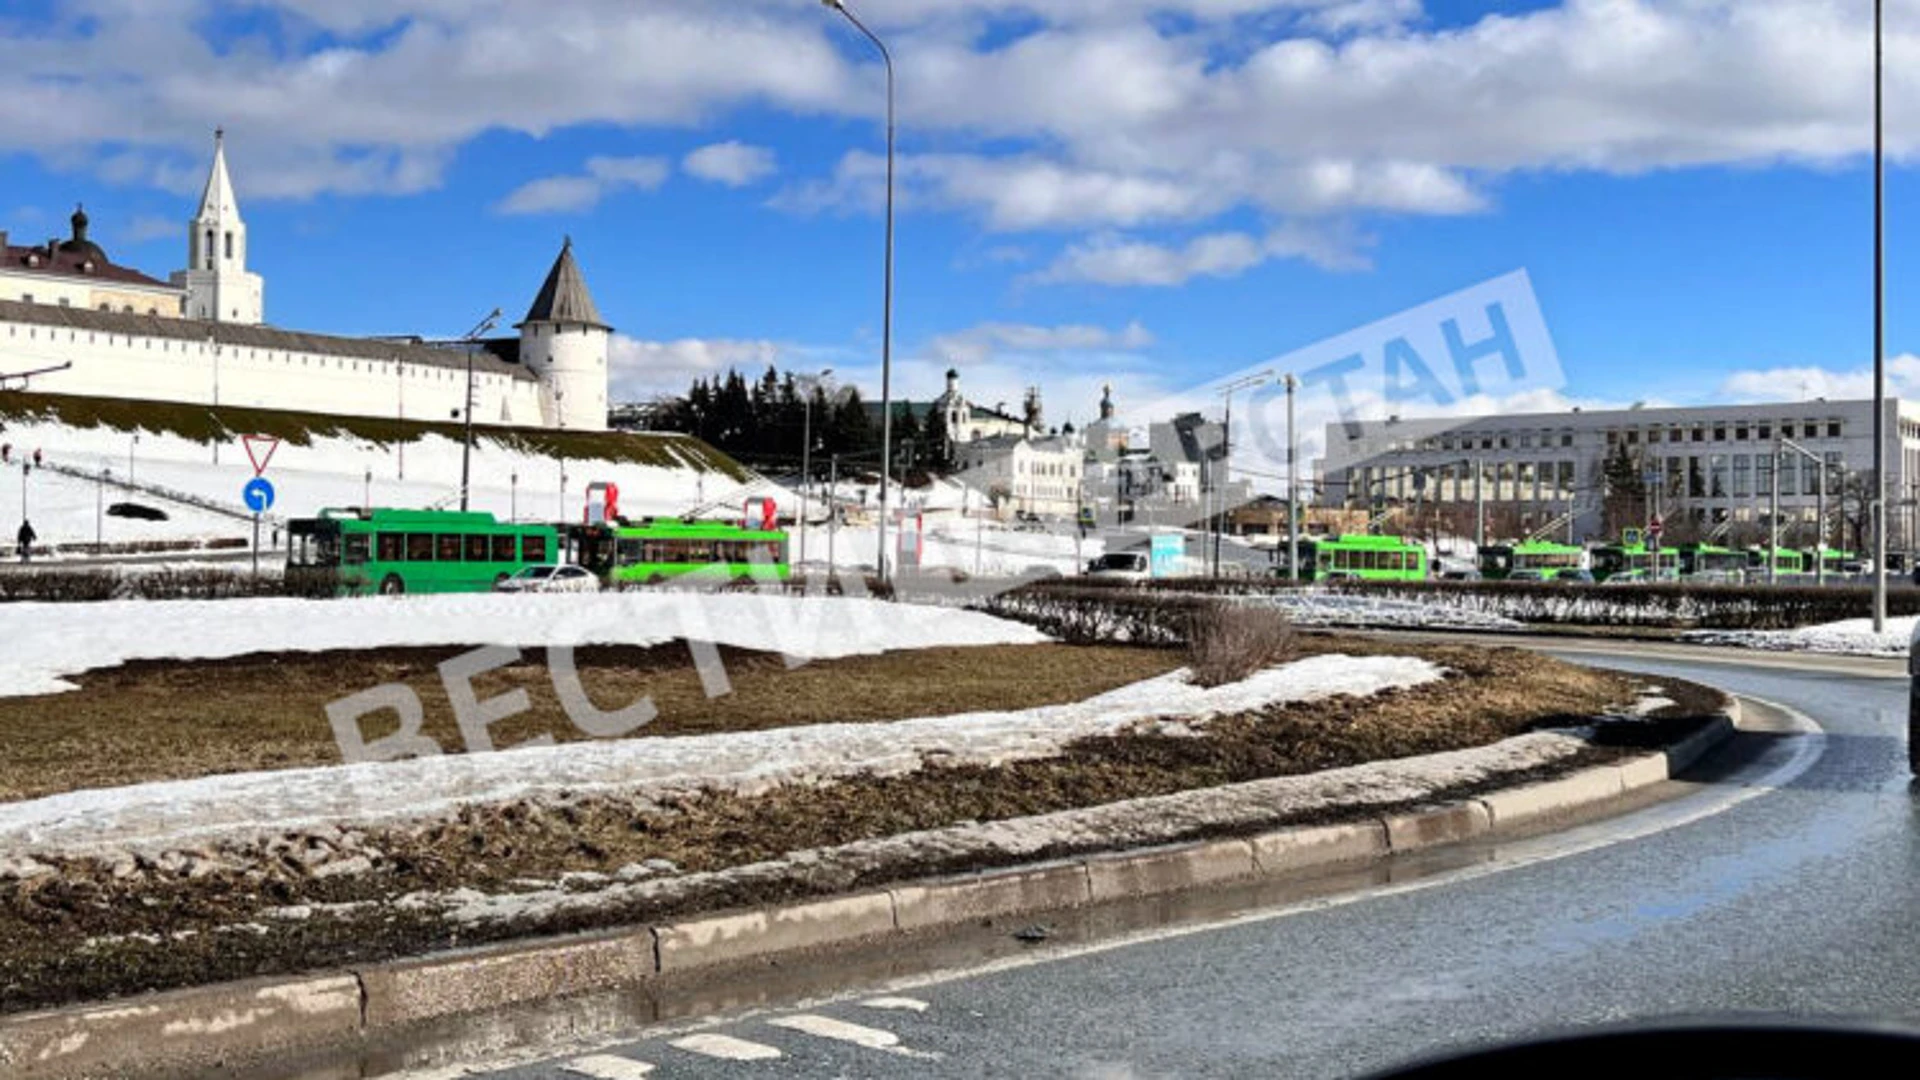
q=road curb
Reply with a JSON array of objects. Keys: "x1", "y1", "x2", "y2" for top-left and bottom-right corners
[{"x1": 0, "y1": 707, "x2": 1744, "y2": 1078}]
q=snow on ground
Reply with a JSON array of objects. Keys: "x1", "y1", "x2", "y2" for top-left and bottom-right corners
[
  {"x1": 5, "y1": 464, "x2": 245, "y2": 547},
  {"x1": 1682, "y1": 615, "x2": 1918, "y2": 658},
  {"x1": 0, "y1": 652, "x2": 1443, "y2": 858},
  {"x1": 333, "y1": 724, "x2": 1588, "y2": 928},
  {"x1": 2, "y1": 417, "x2": 789, "y2": 548},
  {"x1": 0, "y1": 591, "x2": 1049, "y2": 697},
  {"x1": 1224, "y1": 588, "x2": 1524, "y2": 631}
]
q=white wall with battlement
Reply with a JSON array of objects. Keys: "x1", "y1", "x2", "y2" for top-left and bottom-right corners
[{"x1": 3, "y1": 314, "x2": 548, "y2": 427}]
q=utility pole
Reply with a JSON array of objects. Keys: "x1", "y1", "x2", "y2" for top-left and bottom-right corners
[
  {"x1": 1215, "y1": 370, "x2": 1273, "y2": 579},
  {"x1": 1286, "y1": 373, "x2": 1300, "y2": 583},
  {"x1": 799, "y1": 369, "x2": 833, "y2": 570},
  {"x1": 827, "y1": 454, "x2": 839, "y2": 582},
  {"x1": 1473, "y1": 457, "x2": 1485, "y2": 555},
  {"x1": 1768, "y1": 441, "x2": 1781, "y2": 585},
  {"x1": 457, "y1": 308, "x2": 501, "y2": 513}
]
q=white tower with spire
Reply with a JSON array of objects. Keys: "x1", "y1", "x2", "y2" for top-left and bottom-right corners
[
  {"x1": 516, "y1": 238, "x2": 609, "y2": 431},
  {"x1": 171, "y1": 128, "x2": 264, "y2": 325}
]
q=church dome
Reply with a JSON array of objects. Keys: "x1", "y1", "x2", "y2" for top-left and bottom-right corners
[{"x1": 57, "y1": 203, "x2": 108, "y2": 265}]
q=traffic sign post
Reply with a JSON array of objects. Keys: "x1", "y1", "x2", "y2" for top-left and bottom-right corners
[{"x1": 243, "y1": 476, "x2": 275, "y2": 576}]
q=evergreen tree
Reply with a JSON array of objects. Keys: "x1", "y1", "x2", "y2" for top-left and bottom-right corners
[{"x1": 922, "y1": 405, "x2": 952, "y2": 473}]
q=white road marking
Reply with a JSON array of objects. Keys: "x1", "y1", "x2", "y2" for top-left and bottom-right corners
[
  {"x1": 559, "y1": 1055, "x2": 654, "y2": 1079},
  {"x1": 860, "y1": 995, "x2": 931, "y2": 1012},
  {"x1": 769, "y1": 1013, "x2": 941, "y2": 1059},
  {"x1": 669, "y1": 1033, "x2": 784, "y2": 1061}
]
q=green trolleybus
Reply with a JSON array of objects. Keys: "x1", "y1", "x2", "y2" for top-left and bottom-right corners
[
  {"x1": 1589, "y1": 542, "x2": 1679, "y2": 582},
  {"x1": 1274, "y1": 533, "x2": 1426, "y2": 582},
  {"x1": 1476, "y1": 540, "x2": 1588, "y2": 581},
  {"x1": 567, "y1": 518, "x2": 790, "y2": 586},
  {"x1": 287, "y1": 508, "x2": 560, "y2": 596}
]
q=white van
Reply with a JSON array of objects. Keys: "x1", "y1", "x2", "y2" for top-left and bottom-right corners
[{"x1": 1086, "y1": 551, "x2": 1151, "y2": 582}]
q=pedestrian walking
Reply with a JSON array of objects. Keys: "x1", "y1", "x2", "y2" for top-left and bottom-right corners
[
  {"x1": 1, "y1": 443, "x2": 10, "y2": 463},
  {"x1": 31, "y1": 448, "x2": 42, "y2": 468},
  {"x1": 16, "y1": 519, "x2": 35, "y2": 563}
]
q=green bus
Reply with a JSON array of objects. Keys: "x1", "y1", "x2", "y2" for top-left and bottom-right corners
[
  {"x1": 1477, "y1": 540, "x2": 1588, "y2": 581},
  {"x1": 1746, "y1": 546, "x2": 1808, "y2": 578},
  {"x1": 1275, "y1": 533, "x2": 1427, "y2": 582},
  {"x1": 1589, "y1": 543, "x2": 1679, "y2": 582},
  {"x1": 567, "y1": 518, "x2": 790, "y2": 585},
  {"x1": 287, "y1": 508, "x2": 560, "y2": 596},
  {"x1": 1673, "y1": 542, "x2": 1747, "y2": 580}
]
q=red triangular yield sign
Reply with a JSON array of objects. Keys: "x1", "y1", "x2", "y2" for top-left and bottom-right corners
[{"x1": 242, "y1": 434, "x2": 280, "y2": 477}]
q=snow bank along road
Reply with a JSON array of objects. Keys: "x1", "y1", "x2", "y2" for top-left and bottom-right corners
[
  {"x1": 1683, "y1": 614, "x2": 1918, "y2": 658},
  {"x1": 0, "y1": 651, "x2": 1443, "y2": 860}
]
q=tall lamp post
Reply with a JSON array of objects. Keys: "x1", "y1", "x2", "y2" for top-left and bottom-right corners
[
  {"x1": 457, "y1": 308, "x2": 502, "y2": 513},
  {"x1": 1872, "y1": 0, "x2": 1888, "y2": 630},
  {"x1": 799, "y1": 368, "x2": 834, "y2": 569},
  {"x1": 821, "y1": 0, "x2": 896, "y2": 582}
]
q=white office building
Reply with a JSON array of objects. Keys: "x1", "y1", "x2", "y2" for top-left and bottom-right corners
[{"x1": 1316, "y1": 399, "x2": 1920, "y2": 547}]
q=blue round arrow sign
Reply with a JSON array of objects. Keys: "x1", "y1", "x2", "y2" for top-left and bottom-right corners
[{"x1": 243, "y1": 476, "x2": 275, "y2": 514}]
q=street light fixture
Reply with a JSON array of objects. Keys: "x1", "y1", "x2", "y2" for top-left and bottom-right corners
[{"x1": 820, "y1": 0, "x2": 896, "y2": 582}]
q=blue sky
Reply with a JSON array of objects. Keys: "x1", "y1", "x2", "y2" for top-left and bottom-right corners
[{"x1": 2, "y1": 0, "x2": 1916, "y2": 431}]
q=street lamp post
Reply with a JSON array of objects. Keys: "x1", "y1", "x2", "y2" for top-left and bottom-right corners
[
  {"x1": 821, "y1": 0, "x2": 895, "y2": 583},
  {"x1": 96, "y1": 467, "x2": 106, "y2": 548},
  {"x1": 799, "y1": 368, "x2": 834, "y2": 569},
  {"x1": 128, "y1": 434, "x2": 138, "y2": 484},
  {"x1": 363, "y1": 467, "x2": 372, "y2": 512},
  {"x1": 511, "y1": 471, "x2": 519, "y2": 522},
  {"x1": 1873, "y1": 0, "x2": 1888, "y2": 630}
]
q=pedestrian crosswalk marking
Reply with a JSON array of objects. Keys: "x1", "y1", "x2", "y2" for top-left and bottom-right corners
[
  {"x1": 669, "y1": 1032, "x2": 784, "y2": 1061},
  {"x1": 559, "y1": 1054, "x2": 654, "y2": 1079},
  {"x1": 860, "y1": 995, "x2": 931, "y2": 1012}
]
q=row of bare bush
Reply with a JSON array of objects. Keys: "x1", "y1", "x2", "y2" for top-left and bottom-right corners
[{"x1": 0, "y1": 567, "x2": 351, "y2": 602}]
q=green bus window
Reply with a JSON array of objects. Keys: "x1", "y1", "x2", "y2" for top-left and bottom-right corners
[
  {"x1": 406, "y1": 533, "x2": 434, "y2": 561},
  {"x1": 491, "y1": 534, "x2": 516, "y2": 562},
  {"x1": 437, "y1": 534, "x2": 462, "y2": 562},
  {"x1": 523, "y1": 534, "x2": 548, "y2": 563},
  {"x1": 465, "y1": 534, "x2": 489, "y2": 562},
  {"x1": 344, "y1": 534, "x2": 370, "y2": 565},
  {"x1": 377, "y1": 533, "x2": 404, "y2": 562},
  {"x1": 618, "y1": 539, "x2": 642, "y2": 562}
]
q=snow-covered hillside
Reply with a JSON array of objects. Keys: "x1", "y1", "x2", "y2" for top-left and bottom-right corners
[{"x1": 0, "y1": 412, "x2": 789, "y2": 549}]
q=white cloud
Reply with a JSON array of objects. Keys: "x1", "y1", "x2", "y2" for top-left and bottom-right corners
[
  {"x1": 609, "y1": 333, "x2": 784, "y2": 401},
  {"x1": 7, "y1": 0, "x2": 1917, "y2": 299},
  {"x1": 1718, "y1": 356, "x2": 1920, "y2": 403},
  {"x1": 495, "y1": 155, "x2": 669, "y2": 215},
  {"x1": 1034, "y1": 222, "x2": 1369, "y2": 286},
  {"x1": 683, "y1": 140, "x2": 777, "y2": 187},
  {"x1": 929, "y1": 320, "x2": 1156, "y2": 366}
]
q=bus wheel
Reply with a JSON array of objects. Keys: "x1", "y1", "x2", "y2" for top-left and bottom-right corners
[
  {"x1": 646, "y1": 573, "x2": 665, "y2": 587},
  {"x1": 379, "y1": 575, "x2": 405, "y2": 596},
  {"x1": 494, "y1": 573, "x2": 510, "y2": 587}
]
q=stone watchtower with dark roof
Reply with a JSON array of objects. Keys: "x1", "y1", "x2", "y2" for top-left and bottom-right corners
[{"x1": 515, "y1": 237, "x2": 611, "y2": 431}]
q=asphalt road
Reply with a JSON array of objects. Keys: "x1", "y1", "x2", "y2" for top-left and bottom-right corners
[{"x1": 405, "y1": 645, "x2": 1917, "y2": 1080}]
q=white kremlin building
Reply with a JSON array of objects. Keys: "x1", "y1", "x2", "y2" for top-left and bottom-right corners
[{"x1": 0, "y1": 131, "x2": 610, "y2": 431}]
